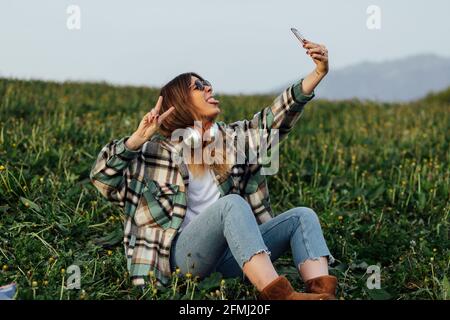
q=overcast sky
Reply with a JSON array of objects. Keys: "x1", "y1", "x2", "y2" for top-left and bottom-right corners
[{"x1": 1, "y1": 0, "x2": 449, "y2": 94}]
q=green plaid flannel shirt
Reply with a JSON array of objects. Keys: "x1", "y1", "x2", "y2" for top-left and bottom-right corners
[{"x1": 90, "y1": 78, "x2": 315, "y2": 287}]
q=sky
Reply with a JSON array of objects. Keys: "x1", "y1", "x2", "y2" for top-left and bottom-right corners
[{"x1": 0, "y1": 0, "x2": 449, "y2": 94}]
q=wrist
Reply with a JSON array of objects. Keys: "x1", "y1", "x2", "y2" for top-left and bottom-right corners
[
  {"x1": 314, "y1": 67, "x2": 328, "y2": 77},
  {"x1": 125, "y1": 134, "x2": 144, "y2": 151}
]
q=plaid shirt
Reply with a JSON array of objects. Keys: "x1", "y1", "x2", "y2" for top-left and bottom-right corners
[{"x1": 89, "y1": 78, "x2": 315, "y2": 287}]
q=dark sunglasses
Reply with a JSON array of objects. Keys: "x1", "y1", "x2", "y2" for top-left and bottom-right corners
[{"x1": 191, "y1": 79, "x2": 212, "y2": 91}]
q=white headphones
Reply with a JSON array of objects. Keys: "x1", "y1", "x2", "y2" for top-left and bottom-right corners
[{"x1": 184, "y1": 122, "x2": 219, "y2": 147}]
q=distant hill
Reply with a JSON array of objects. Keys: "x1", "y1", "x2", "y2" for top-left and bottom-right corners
[
  {"x1": 420, "y1": 85, "x2": 450, "y2": 105},
  {"x1": 275, "y1": 54, "x2": 450, "y2": 102}
]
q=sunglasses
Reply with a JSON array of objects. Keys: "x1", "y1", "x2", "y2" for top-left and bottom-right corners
[{"x1": 191, "y1": 79, "x2": 212, "y2": 91}]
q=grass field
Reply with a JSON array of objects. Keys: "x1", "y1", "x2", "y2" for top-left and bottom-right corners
[{"x1": 0, "y1": 78, "x2": 449, "y2": 300}]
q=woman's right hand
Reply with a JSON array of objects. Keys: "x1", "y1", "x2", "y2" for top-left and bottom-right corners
[{"x1": 126, "y1": 96, "x2": 175, "y2": 150}]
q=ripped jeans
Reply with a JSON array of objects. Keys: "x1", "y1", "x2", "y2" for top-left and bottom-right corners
[{"x1": 169, "y1": 194, "x2": 335, "y2": 280}]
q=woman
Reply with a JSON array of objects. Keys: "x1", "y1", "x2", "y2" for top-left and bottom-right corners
[{"x1": 90, "y1": 39, "x2": 337, "y2": 300}]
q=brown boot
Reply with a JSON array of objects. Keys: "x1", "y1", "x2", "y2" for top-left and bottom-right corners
[
  {"x1": 258, "y1": 276, "x2": 332, "y2": 300},
  {"x1": 304, "y1": 275, "x2": 338, "y2": 300}
]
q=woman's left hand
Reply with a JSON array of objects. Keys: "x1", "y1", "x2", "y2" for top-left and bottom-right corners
[{"x1": 303, "y1": 40, "x2": 329, "y2": 75}]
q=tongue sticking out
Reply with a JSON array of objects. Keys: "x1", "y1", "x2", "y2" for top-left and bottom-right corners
[{"x1": 206, "y1": 97, "x2": 220, "y2": 105}]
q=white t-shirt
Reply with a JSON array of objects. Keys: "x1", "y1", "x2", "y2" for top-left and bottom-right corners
[{"x1": 179, "y1": 167, "x2": 221, "y2": 233}]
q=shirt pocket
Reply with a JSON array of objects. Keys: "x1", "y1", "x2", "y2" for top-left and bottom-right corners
[
  {"x1": 145, "y1": 179, "x2": 179, "y2": 199},
  {"x1": 135, "y1": 179, "x2": 179, "y2": 229}
]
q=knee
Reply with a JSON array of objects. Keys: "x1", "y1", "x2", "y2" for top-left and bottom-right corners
[
  {"x1": 290, "y1": 206, "x2": 320, "y2": 226},
  {"x1": 220, "y1": 194, "x2": 252, "y2": 217}
]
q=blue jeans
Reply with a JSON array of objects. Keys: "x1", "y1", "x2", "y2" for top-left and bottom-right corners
[{"x1": 169, "y1": 194, "x2": 335, "y2": 280}]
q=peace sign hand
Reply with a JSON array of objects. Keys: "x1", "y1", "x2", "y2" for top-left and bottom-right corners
[{"x1": 126, "y1": 96, "x2": 175, "y2": 150}]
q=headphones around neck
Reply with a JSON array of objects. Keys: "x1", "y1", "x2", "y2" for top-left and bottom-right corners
[{"x1": 184, "y1": 122, "x2": 219, "y2": 147}]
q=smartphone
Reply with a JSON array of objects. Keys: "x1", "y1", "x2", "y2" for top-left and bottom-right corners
[{"x1": 291, "y1": 27, "x2": 306, "y2": 45}]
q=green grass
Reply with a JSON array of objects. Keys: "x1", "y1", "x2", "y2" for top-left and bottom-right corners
[{"x1": 0, "y1": 78, "x2": 449, "y2": 300}]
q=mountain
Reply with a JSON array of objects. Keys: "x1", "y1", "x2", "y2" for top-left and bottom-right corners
[{"x1": 276, "y1": 54, "x2": 450, "y2": 102}]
